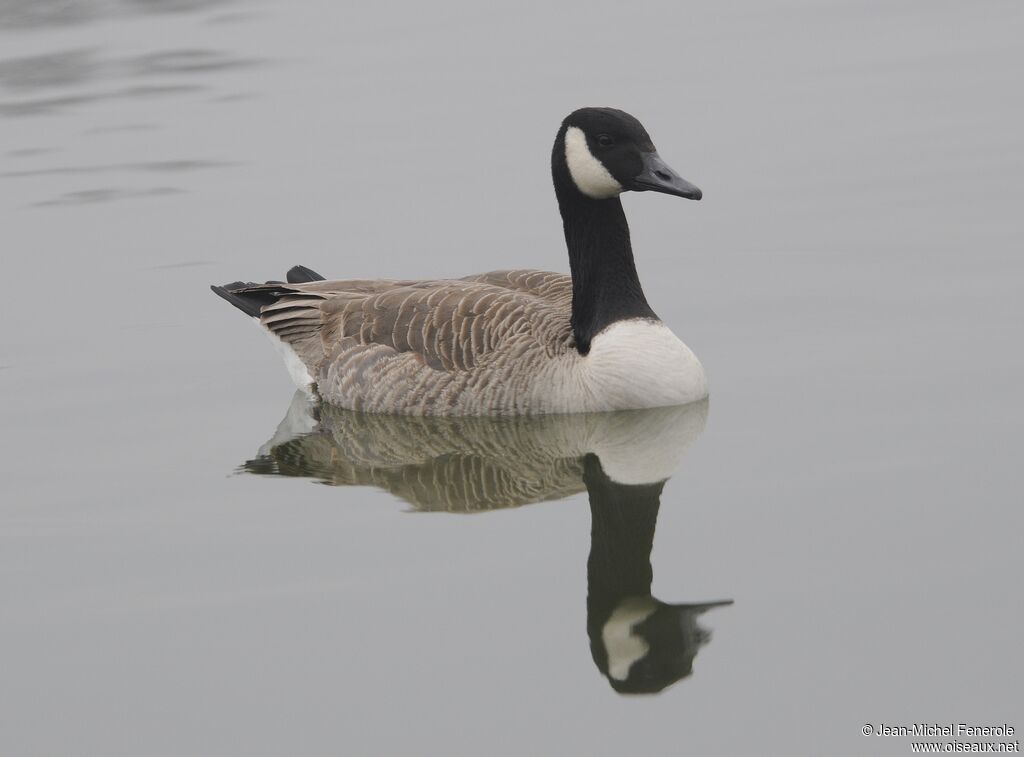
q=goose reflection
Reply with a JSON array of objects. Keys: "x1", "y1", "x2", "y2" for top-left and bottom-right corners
[{"x1": 244, "y1": 393, "x2": 732, "y2": 693}]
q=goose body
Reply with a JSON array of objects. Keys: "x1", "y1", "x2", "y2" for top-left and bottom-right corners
[{"x1": 214, "y1": 108, "x2": 708, "y2": 416}]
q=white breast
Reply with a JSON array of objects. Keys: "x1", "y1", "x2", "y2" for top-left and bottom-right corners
[
  {"x1": 530, "y1": 319, "x2": 708, "y2": 415},
  {"x1": 582, "y1": 319, "x2": 708, "y2": 409}
]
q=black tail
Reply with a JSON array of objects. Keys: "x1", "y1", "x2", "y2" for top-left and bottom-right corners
[
  {"x1": 211, "y1": 265, "x2": 325, "y2": 317},
  {"x1": 287, "y1": 265, "x2": 325, "y2": 283}
]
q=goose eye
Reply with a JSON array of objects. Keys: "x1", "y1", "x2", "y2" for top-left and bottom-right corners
[{"x1": 596, "y1": 134, "x2": 615, "y2": 148}]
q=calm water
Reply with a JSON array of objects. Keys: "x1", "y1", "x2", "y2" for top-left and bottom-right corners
[{"x1": 2, "y1": 1, "x2": 1022, "y2": 755}]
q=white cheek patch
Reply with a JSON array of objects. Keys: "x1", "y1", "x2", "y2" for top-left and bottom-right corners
[
  {"x1": 564, "y1": 126, "x2": 623, "y2": 199},
  {"x1": 602, "y1": 596, "x2": 657, "y2": 681}
]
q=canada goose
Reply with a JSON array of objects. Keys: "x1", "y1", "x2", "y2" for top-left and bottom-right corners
[
  {"x1": 213, "y1": 107, "x2": 706, "y2": 415},
  {"x1": 244, "y1": 393, "x2": 731, "y2": 692}
]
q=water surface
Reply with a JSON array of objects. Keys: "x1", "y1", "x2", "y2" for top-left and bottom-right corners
[{"x1": 2, "y1": 2, "x2": 1022, "y2": 755}]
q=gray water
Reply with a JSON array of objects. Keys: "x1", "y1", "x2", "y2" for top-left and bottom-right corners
[{"x1": 2, "y1": 1, "x2": 1022, "y2": 755}]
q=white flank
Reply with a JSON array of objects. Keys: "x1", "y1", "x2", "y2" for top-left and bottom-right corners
[
  {"x1": 256, "y1": 318, "x2": 315, "y2": 393},
  {"x1": 564, "y1": 126, "x2": 622, "y2": 199},
  {"x1": 602, "y1": 596, "x2": 657, "y2": 681}
]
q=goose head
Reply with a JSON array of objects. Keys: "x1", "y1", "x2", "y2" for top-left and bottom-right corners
[{"x1": 553, "y1": 107, "x2": 702, "y2": 202}]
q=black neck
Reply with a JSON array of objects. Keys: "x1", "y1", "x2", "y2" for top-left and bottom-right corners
[{"x1": 552, "y1": 135, "x2": 657, "y2": 355}]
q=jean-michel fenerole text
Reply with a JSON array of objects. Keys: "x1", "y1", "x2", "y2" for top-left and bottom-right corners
[{"x1": 875, "y1": 724, "x2": 1015, "y2": 738}]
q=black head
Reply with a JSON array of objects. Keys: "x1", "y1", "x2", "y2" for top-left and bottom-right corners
[{"x1": 554, "y1": 107, "x2": 702, "y2": 201}]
